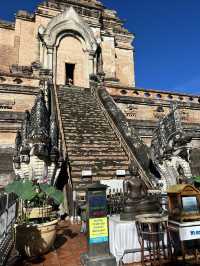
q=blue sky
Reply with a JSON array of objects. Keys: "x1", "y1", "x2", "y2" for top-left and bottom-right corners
[{"x1": 0, "y1": 0, "x2": 200, "y2": 95}]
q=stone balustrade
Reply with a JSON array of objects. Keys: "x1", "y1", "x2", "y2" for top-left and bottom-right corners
[{"x1": 0, "y1": 192, "x2": 18, "y2": 266}]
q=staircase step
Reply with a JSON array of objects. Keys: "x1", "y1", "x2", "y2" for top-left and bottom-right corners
[
  {"x1": 65, "y1": 139, "x2": 121, "y2": 145},
  {"x1": 70, "y1": 160, "x2": 129, "y2": 167},
  {"x1": 67, "y1": 146, "x2": 124, "y2": 152},
  {"x1": 71, "y1": 169, "x2": 128, "y2": 177},
  {"x1": 61, "y1": 120, "x2": 110, "y2": 127},
  {"x1": 71, "y1": 164, "x2": 129, "y2": 171},
  {"x1": 57, "y1": 85, "x2": 129, "y2": 188},
  {"x1": 69, "y1": 155, "x2": 127, "y2": 161},
  {"x1": 68, "y1": 151, "x2": 126, "y2": 157},
  {"x1": 63, "y1": 132, "x2": 115, "y2": 137},
  {"x1": 67, "y1": 143, "x2": 122, "y2": 149},
  {"x1": 64, "y1": 136, "x2": 118, "y2": 142}
]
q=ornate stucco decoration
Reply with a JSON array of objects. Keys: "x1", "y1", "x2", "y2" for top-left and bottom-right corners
[
  {"x1": 29, "y1": 90, "x2": 50, "y2": 156},
  {"x1": 46, "y1": 0, "x2": 103, "y2": 10},
  {"x1": 153, "y1": 106, "x2": 165, "y2": 120},
  {"x1": 150, "y1": 104, "x2": 193, "y2": 190},
  {"x1": 13, "y1": 85, "x2": 60, "y2": 182},
  {"x1": 0, "y1": 99, "x2": 15, "y2": 110},
  {"x1": 180, "y1": 110, "x2": 189, "y2": 121},
  {"x1": 116, "y1": 103, "x2": 138, "y2": 119},
  {"x1": 49, "y1": 113, "x2": 59, "y2": 161},
  {"x1": 124, "y1": 104, "x2": 137, "y2": 118},
  {"x1": 20, "y1": 110, "x2": 31, "y2": 158},
  {"x1": 40, "y1": 6, "x2": 97, "y2": 53}
]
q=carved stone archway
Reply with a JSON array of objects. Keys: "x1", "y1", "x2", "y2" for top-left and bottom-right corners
[{"x1": 39, "y1": 7, "x2": 98, "y2": 87}]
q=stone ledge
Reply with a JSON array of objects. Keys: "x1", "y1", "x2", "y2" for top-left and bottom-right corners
[
  {"x1": 0, "y1": 19, "x2": 15, "y2": 30},
  {"x1": 0, "y1": 111, "x2": 24, "y2": 121},
  {"x1": 105, "y1": 83, "x2": 200, "y2": 98},
  {"x1": 16, "y1": 10, "x2": 35, "y2": 22},
  {"x1": 0, "y1": 84, "x2": 39, "y2": 95},
  {"x1": 113, "y1": 95, "x2": 200, "y2": 109}
]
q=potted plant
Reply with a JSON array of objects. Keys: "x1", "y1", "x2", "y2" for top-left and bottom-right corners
[
  {"x1": 192, "y1": 176, "x2": 200, "y2": 190},
  {"x1": 5, "y1": 179, "x2": 63, "y2": 257}
]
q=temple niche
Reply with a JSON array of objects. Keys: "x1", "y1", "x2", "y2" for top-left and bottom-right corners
[
  {"x1": 39, "y1": 6, "x2": 98, "y2": 87},
  {"x1": 56, "y1": 36, "x2": 89, "y2": 87}
]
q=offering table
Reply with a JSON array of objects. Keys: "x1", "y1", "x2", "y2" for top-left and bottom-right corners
[{"x1": 109, "y1": 215, "x2": 141, "y2": 264}]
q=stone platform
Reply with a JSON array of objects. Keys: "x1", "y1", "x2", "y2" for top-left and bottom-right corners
[{"x1": 7, "y1": 221, "x2": 200, "y2": 266}]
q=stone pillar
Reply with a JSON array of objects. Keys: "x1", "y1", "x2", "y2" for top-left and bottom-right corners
[
  {"x1": 47, "y1": 46, "x2": 54, "y2": 71},
  {"x1": 101, "y1": 35, "x2": 116, "y2": 80},
  {"x1": 53, "y1": 46, "x2": 57, "y2": 86},
  {"x1": 93, "y1": 56, "x2": 97, "y2": 75},
  {"x1": 43, "y1": 47, "x2": 48, "y2": 69},
  {"x1": 40, "y1": 43, "x2": 45, "y2": 68},
  {"x1": 88, "y1": 52, "x2": 95, "y2": 77}
]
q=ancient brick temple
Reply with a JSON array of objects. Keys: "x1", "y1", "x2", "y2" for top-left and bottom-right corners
[{"x1": 0, "y1": 0, "x2": 200, "y2": 195}]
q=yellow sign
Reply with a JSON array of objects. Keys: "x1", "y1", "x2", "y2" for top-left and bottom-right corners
[{"x1": 89, "y1": 217, "x2": 108, "y2": 244}]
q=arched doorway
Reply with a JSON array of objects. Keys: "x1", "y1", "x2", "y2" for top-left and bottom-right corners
[
  {"x1": 56, "y1": 36, "x2": 89, "y2": 87},
  {"x1": 39, "y1": 7, "x2": 97, "y2": 88}
]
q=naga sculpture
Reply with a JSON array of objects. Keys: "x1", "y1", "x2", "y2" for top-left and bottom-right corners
[
  {"x1": 13, "y1": 130, "x2": 22, "y2": 169},
  {"x1": 13, "y1": 82, "x2": 60, "y2": 183},
  {"x1": 20, "y1": 110, "x2": 31, "y2": 160},
  {"x1": 49, "y1": 113, "x2": 59, "y2": 161},
  {"x1": 150, "y1": 104, "x2": 193, "y2": 190},
  {"x1": 29, "y1": 90, "x2": 50, "y2": 157}
]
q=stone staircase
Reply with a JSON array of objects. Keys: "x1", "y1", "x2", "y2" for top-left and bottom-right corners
[{"x1": 57, "y1": 86, "x2": 129, "y2": 189}]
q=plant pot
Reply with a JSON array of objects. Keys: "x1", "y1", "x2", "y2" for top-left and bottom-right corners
[
  {"x1": 15, "y1": 219, "x2": 58, "y2": 257},
  {"x1": 24, "y1": 205, "x2": 53, "y2": 219}
]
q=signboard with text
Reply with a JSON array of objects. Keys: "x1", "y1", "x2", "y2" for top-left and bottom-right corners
[
  {"x1": 180, "y1": 225, "x2": 200, "y2": 241},
  {"x1": 81, "y1": 183, "x2": 116, "y2": 265},
  {"x1": 89, "y1": 217, "x2": 108, "y2": 244},
  {"x1": 87, "y1": 183, "x2": 109, "y2": 251}
]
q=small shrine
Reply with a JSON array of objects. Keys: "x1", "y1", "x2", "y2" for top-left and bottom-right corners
[{"x1": 168, "y1": 184, "x2": 200, "y2": 222}]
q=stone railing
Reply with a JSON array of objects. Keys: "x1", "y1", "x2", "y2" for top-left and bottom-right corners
[
  {"x1": 0, "y1": 192, "x2": 18, "y2": 266},
  {"x1": 90, "y1": 80, "x2": 154, "y2": 189},
  {"x1": 51, "y1": 82, "x2": 74, "y2": 214}
]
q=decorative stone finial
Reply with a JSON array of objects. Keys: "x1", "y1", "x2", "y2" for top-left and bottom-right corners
[
  {"x1": 29, "y1": 90, "x2": 50, "y2": 143},
  {"x1": 20, "y1": 110, "x2": 31, "y2": 156},
  {"x1": 50, "y1": 114, "x2": 59, "y2": 161},
  {"x1": 29, "y1": 90, "x2": 50, "y2": 156}
]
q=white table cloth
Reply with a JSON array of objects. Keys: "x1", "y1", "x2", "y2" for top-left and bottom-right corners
[{"x1": 109, "y1": 215, "x2": 141, "y2": 264}]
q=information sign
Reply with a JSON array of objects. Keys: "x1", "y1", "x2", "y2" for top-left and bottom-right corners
[
  {"x1": 81, "y1": 183, "x2": 116, "y2": 265},
  {"x1": 180, "y1": 225, "x2": 200, "y2": 241},
  {"x1": 89, "y1": 217, "x2": 108, "y2": 244}
]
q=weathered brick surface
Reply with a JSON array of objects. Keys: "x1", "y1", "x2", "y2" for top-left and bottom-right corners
[
  {"x1": 115, "y1": 47, "x2": 135, "y2": 87},
  {"x1": 0, "y1": 1, "x2": 135, "y2": 87},
  {"x1": 0, "y1": 90, "x2": 36, "y2": 146},
  {"x1": 106, "y1": 86, "x2": 200, "y2": 146},
  {"x1": 57, "y1": 86, "x2": 129, "y2": 186}
]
